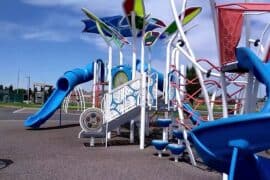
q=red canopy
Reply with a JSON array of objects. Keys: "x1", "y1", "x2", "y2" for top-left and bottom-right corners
[
  {"x1": 216, "y1": 3, "x2": 270, "y2": 65},
  {"x1": 217, "y1": 3, "x2": 270, "y2": 11}
]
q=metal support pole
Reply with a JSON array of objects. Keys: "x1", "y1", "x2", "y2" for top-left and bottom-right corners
[
  {"x1": 92, "y1": 62, "x2": 97, "y2": 108},
  {"x1": 131, "y1": 11, "x2": 137, "y2": 80},
  {"x1": 145, "y1": 112, "x2": 150, "y2": 137},
  {"x1": 140, "y1": 72, "x2": 146, "y2": 150},
  {"x1": 107, "y1": 45, "x2": 113, "y2": 138},
  {"x1": 229, "y1": 148, "x2": 239, "y2": 180},
  {"x1": 209, "y1": 0, "x2": 228, "y2": 118},
  {"x1": 130, "y1": 120, "x2": 135, "y2": 143},
  {"x1": 170, "y1": 0, "x2": 214, "y2": 120},
  {"x1": 90, "y1": 137, "x2": 95, "y2": 147},
  {"x1": 162, "y1": 128, "x2": 168, "y2": 141},
  {"x1": 16, "y1": 69, "x2": 20, "y2": 95},
  {"x1": 25, "y1": 76, "x2": 30, "y2": 103},
  {"x1": 119, "y1": 48, "x2": 123, "y2": 65},
  {"x1": 165, "y1": 33, "x2": 178, "y2": 106},
  {"x1": 108, "y1": 45, "x2": 113, "y2": 93},
  {"x1": 116, "y1": 127, "x2": 121, "y2": 135}
]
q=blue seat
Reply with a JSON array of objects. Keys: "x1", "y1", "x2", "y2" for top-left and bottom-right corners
[
  {"x1": 167, "y1": 144, "x2": 185, "y2": 155},
  {"x1": 152, "y1": 139, "x2": 169, "y2": 158},
  {"x1": 156, "y1": 118, "x2": 172, "y2": 127},
  {"x1": 152, "y1": 139, "x2": 168, "y2": 150},
  {"x1": 167, "y1": 144, "x2": 186, "y2": 162},
  {"x1": 173, "y1": 129, "x2": 184, "y2": 140}
]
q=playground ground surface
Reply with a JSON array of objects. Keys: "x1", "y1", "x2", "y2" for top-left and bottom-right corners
[{"x1": 0, "y1": 107, "x2": 221, "y2": 180}]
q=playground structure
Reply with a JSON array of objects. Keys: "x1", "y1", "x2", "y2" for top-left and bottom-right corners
[
  {"x1": 63, "y1": 85, "x2": 85, "y2": 113},
  {"x1": 24, "y1": 0, "x2": 270, "y2": 179},
  {"x1": 33, "y1": 83, "x2": 53, "y2": 104}
]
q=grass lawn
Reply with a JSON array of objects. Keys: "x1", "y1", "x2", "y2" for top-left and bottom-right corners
[{"x1": 0, "y1": 102, "x2": 92, "y2": 110}]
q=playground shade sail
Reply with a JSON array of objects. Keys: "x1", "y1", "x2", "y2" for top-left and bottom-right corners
[
  {"x1": 123, "y1": 0, "x2": 145, "y2": 30},
  {"x1": 163, "y1": 7, "x2": 202, "y2": 37},
  {"x1": 216, "y1": 3, "x2": 270, "y2": 65},
  {"x1": 81, "y1": 8, "x2": 129, "y2": 47},
  {"x1": 83, "y1": 16, "x2": 164, "y2": 38}
]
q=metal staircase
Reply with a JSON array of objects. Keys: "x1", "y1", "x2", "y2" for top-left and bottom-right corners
[{"x1": 79, "y1": 73, "x2": 159, "y2": 146}]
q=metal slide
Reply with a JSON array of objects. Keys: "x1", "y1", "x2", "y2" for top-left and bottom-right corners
[{"x1": 24, "y1": 60, "x2": 104, "y2": 128}]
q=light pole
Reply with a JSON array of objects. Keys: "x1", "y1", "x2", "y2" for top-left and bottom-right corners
[
  {"x1": 17, "y1": 69, "x2": 20, "y2": 94},
  {"x1": 25, "y1": 76, "x2": 30, "y2": 103}
]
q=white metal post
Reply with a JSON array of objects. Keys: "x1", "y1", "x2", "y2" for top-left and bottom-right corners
[
  {"x1": 165, "y1": 34, "x2": 178, "y2": 105},
  {"x1": 90, "y1": 137, "x2": 95, "y2": 147},
  {"x1": 131, "y1": 11, "x2": 137, "y2": 80},
  {"x1": 140, "y1": 25, "x2": 147, "y2": 135},
  {"x1": 107, "y1": 45, "x2": 113, "y2": 139},
  {"x1": 181, "y1": 64, "x2": 196, "y2": 165},
  {"x1": 243, "y1": 10, "x2": 255, "y2": 113},
  {"x1": 209, "y1": 0, "x2": 229, "y2": 178},
  {"x1": 140, "y1": 25, "x2": 146, "y2": 74},
  {"x1": 170, "y1": 0, "x2": 214, "y2": 120},
  {"x1": 140, "y1": 72, "x2": 146, "y2": 150},
  {"x1": 148, "y1": 47, "x2": 152, "y2": 75},
  {"x1": 208, "y1": 0, "x2": 229, "y2": 118},
  {"x1": 175, "y1": 66, "x2": 196, "y2": 166},
  {"x1": 92, "y1": 62, "x2": 97, "y2": 107},
  {"x1": 108, "y1": 45, "x2": 113, "y2": 93},
  {"x1": 175, "y1": 50, "x2": 180, "y2": 73},
  {"x1": 130, "y1": 119, "x2": 135, "y2": 143},
  {"x1": 79, "y1": 87, "x2": 86, "y2": 111},
  {"x1": 179, "y1": 65, "x2": 185, "y2": 145},
  {"x1": 162, "y1": 128, "x2": 168, "y2": 141},
  {"x1": 119, "y1": 48, "x2": 124, "y2": 65}
]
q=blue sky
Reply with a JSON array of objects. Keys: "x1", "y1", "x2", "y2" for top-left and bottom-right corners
[{"x1": 0, "y1": 0, "x2": 269, "y2": 90}]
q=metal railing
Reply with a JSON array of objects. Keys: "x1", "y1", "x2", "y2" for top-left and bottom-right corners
[
  {"x1": 102, "y1": 78, "x2": 141, "y2": 123},
  {"x1": 147, "y1": 72, "x2": 158, "y2": 110}
]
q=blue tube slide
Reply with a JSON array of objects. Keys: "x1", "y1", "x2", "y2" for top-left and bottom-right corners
[
  {"x1": 24, "y1": 61, "x2": 102, "y2": 128},
  {"x1": 188, "y1": 48, "x2": 270, "y2": 179},
  {"x1": 136, "y1": 59, "x2": 164, "y2": 91}
]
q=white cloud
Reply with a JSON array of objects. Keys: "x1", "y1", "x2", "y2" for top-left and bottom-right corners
[
  {"x1": 80, "y1": 34, "x2": 109, "y2": 49},
  {"x1": 21, "y1": 0, "x2": 88, "y2": 6},
  {"x1": 0, "y1": 21, "x2": 72, "y2": 42},
  {"x1": 21, "y1": 0, "x2": 123, "y2": 15},
  {"x1": 22, "y1": 30, "x2": 70, "y2": 42},
  {"x1": 0, "y1": 21, "x2": 29, "y2": 39},
  {"x1": 14, "y1": 0, "x2": 270, "y2": 56}
]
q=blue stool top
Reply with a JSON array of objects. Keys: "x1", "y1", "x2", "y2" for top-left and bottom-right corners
[
  {"x1": 156, "y1": 118, "x2": 172, "y2": 127},
  {"x1": 152, "y1": 139, "x2": 169, "y2": 150},
  {"x1": 173, "y1": 129, "x2": 184, "y2": 140},
  {"x1": 167, "y1": 144, "x2": 186, "y2": 155}
]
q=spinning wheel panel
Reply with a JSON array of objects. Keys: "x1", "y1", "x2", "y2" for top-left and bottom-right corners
[{"x1": 79, "y1": 108, "x2": 103, "y2": 132}]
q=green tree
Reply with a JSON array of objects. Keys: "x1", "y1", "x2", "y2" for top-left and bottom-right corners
[
  {"x1": 8, "y1": 85, "x2": 13, "y2": 93},
  {"x1": 185, "y1": 66, "x2": 201, "y2": 104}
]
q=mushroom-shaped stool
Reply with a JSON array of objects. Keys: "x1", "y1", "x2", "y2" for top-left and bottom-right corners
[
  {"x1": 156, "y1": 118, "x2": 172, "y2": 141},
  {"x1": 167, "y1": 144, "x2": 186, "y2": 162},
  {"x1": 152, "y1": 139, "x2": 169, "y2": 158}
]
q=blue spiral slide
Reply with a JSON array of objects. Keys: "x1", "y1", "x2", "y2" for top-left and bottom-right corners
[
  {"x1": 24, "y1": 60, "x2": 104, "y2": 128},
  {"x1": 189, "y1": 48, "x2": 270, "y2": 180}
]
